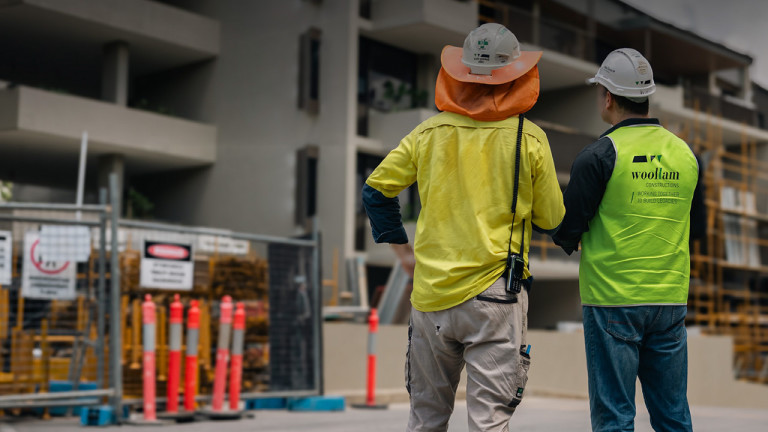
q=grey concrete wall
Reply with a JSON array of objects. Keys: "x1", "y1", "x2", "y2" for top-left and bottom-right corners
[
  {"x1": 19, "y1": 0, "x2": 220, "y2": 55},
  {"x1": 12, "y1": 86, "x2": 216, "y2": 163},
  {"x1": 324, "y1": 323, "x2": 768, "y2": 410},
  {"x1": 142, "y1": 0, "x2": 359, "y2": 297},
  {"x1": 528, "y1": 279, "x2": 582, "y2": 330},
  {"x1": 531, "y1": 86, "x2": 608, "y2": 138}
]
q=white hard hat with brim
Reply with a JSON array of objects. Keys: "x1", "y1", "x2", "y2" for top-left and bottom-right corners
[{"x1": 442, "y1": 46, "x2": 542, "y2": 85}]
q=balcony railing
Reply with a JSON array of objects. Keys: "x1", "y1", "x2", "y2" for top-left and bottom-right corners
[
  {"x1": 479, "y1": 1, "x2": 591, "y2": 62},
  {"x1": 684, "y1": 86, "x2": 758, "y2": 127}
]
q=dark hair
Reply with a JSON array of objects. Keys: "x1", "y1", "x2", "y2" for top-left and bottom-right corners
[
  {"x1": 612, "y1": 94, "x2": 649, "y2": 115},
  {"x1": 599, "y1": 85, "x2": 649, "y2": 115}
]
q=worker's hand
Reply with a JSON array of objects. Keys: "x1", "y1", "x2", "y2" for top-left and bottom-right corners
[{"x1": 391, "y1": 243, "x2": 415, "y2": 278}]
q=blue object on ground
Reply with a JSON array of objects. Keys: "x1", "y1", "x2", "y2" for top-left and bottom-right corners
[
  {"x1": 287, "y1": 396, "x2": 346, "y2": 412},
  {"x1": 37, "y1": 381, "x2": 98, "y2": 416},
  {"x1": 80, "y1": 405, "x2": 115, "y2": 426},
  {"x1": 245, "y1": 397, "x2": 288, "y2": 410}
]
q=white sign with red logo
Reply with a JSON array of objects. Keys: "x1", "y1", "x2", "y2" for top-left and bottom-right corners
[
  {"x1": 21, "y1": 231, "x2": 76, "y2": 300},
  {"x1": 0, "y1": 231, "x2": 11, "y2": 286},
  {"x1": 140, "y1": 240, "x2": 194, "y2": 290}
]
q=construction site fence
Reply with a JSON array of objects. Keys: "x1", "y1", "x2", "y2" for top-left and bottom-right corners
[{"x1": 0, "y1": 191, "x2": 323, "y2": 419}]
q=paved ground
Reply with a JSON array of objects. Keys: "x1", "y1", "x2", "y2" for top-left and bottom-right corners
[{"x1": 4, "y1": 396, "x2": 768, "y2": 431}]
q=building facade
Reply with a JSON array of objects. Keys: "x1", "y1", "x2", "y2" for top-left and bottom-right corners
[{"x1": 1, "y1": 0, "x2": 766, "y2": 341}]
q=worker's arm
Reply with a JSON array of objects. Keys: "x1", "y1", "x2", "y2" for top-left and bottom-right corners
[
  {"x1": 530, "y1": 133, "x2": 565, "y2": 235},
  {"x1": 390, "y1": 243, "x2": 415, "y2": 277},
  {"x1": 362, "y1": 184, "x2": 408, "y2": 243},
  {"x1": 362, "y1": 135, "x2": 418, "y2": 245},
  {"x1": 689, "y1": 153, "x2": 707, "y2": 240},
  {"x1": 552, "y1": 137, "x2": 615, "y2": 254}
]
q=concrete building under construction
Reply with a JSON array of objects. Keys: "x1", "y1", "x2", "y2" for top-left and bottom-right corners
[{"x1": 0, "y1": 0, "x2": 767, "y2": 406}]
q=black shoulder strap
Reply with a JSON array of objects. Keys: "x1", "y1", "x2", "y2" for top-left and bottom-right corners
[
  {"x1": 511, "y1": 113, "x2": 525, "y2": 213},
  {"x1": 507, "y1": 114, "x2": 526, "y2": 258}
]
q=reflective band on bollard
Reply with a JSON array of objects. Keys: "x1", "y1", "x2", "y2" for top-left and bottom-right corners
[
  {"x1": 229, "y1": 302, "x2": 246, "y2": 411},
  {"x1": 352, "y1": 308, "x2": 387, "y2": 409},
  {"x1": 184, "y1": 300, "x2": 200, "y2": 412},
  {"x1": 211, "y1": 295, "x2": 233, "y2": 412},
  {"x1": 366, "y1": 308, "x2": 379, "y2": 406},
  {"x1": 167, "y1": 294, "x2": 183, "y2": 413},
  {"x1": 142, "y1": 294, "x2": 157, "y2": 421}
]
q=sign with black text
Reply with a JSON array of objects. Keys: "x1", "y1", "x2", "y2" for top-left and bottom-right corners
[
  {"x1": 140, "y1": 240, "x2": 193, "y2": 290},
  {"x1": 21, "y1": 231, "x2": 76, "y2": 300}
]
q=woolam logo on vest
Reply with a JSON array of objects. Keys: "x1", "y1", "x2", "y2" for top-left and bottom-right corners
[
  {"x1": 631, "y1": 154, "x2": 680, "y2": 180},
  {"x1": 631, "y1": 168, "x2": 679, "y2": 180}
]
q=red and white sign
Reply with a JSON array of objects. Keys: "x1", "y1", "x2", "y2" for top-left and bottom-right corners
[
  {"x1": 147, "y1": 244, "x2": 190, "y2": 260},
  {"x1": 21, "y1": 231, "x2": 76, "y2": 300},
  {"x1": 140, "y1": 240, "x2": 194, "y2": 290}
]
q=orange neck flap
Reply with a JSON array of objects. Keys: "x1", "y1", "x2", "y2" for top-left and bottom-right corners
[{"x1": 435, "y1": 65, "x2": 540, "y2": 121}]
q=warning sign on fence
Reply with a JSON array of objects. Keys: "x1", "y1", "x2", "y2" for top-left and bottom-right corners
[
  {"x1": 21, "y1": 231, "x2": 76, "y2": 300},
  {"x1": 0, "y1": 231, "x2": 11, "y2": 286},
  {"x1": 140, "y1": 240, "x2": 194, "y2": 290}
]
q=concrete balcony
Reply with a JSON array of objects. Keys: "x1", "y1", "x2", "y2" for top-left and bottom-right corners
[
  {"x1": 0, "y1": 0, "x2": 219, "y2": 74},
  {"x1": 362, "y1": 0, "x2": 477, "y2": 55},
  {"x1": 653, "y1": 84, "x2": 768, "y2": 146},
  {"x1": 368, "y1": 108, "x2": 438, "y2": 150},
  {"x1": 0, "y1": 85, "x2": 216, "y2": 184}
]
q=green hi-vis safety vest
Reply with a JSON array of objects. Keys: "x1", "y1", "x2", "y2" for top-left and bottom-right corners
[{"x1": 580, "y1": 124, "x2": 699, "y2": 306}]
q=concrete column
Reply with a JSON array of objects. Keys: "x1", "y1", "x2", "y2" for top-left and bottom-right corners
[
  {"x1": 709, "y1": 72, "x2": 721, "y2": 97},
  {"x1": 98, "y1": 154, "x2": 125, "y2": 216},
  {"x1": 102, "y1": 41, "x2": 130, "y2": 105},
  {"x1": 643, "y1": 28, "x2": 652, "y2": 61},
  {"x1": 585, "y1": 0, "x2": 596, "y2": 62},
  {"x1": 740, "y1": 66, "x2": 753, "y2": 102},
  {"x1": 417, "y1": 54, "x2": 438, "y2": 110},
  {"x1": 531, "y1": 0, "x2": 541, "y2": 46}
]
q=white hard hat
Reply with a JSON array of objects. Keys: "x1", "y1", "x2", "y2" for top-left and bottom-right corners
[
  {"x1": 461, "y1": 23, "x2": 521, "y2": 75},
  {"x1": 441, "y1": 23, "x2": 542, "y2": 85},
  {"x1": 587, "y1": 48, "x2": 655, "y2": 102}
]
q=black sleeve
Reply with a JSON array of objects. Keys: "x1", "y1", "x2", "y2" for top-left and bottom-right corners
[
  {"x1": 552, "y1": 137, "x2": 616, "y2": 255},
  {"x1": 362, "y1": 184, "x2": 409, "y2": 244},
  {"x1": 689, "y1": 153, "x2": 706, "y2": 240}
]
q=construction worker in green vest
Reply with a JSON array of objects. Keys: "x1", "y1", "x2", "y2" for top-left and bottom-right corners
[{"x1": 553, "y1": 48, "x2": 706, "y2": 432}]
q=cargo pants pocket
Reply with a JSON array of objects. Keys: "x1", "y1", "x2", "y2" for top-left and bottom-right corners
[{"x1": 508, "y1": 347, "x2": 531, "y2": 409}]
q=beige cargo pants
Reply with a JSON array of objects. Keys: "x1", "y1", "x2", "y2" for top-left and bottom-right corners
[{"x1": 405, "y1": 277, "x2": 530, "y2": 432}]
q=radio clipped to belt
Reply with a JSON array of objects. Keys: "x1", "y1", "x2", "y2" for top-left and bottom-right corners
[{"x1": 504, "y1": 114, "x2": 526, "y2": 295}]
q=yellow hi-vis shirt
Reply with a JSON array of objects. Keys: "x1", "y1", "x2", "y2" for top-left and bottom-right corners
[{"x1": 366, "y1": 111, "x2": 564, "y2": 312}]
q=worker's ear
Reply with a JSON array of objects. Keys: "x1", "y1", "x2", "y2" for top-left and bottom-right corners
[{"x1": 603, "y1": 89, "x2": 614, "y2": 112}]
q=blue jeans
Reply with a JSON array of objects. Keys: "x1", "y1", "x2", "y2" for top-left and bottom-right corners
[{"x1": 582, "y1": 306, "x2": 693, "y2": 432}]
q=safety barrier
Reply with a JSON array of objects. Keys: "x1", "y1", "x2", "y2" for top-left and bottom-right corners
[
  {"x1": 0, "y1": 176, "x2": 121, "y2": 421},
  {"x1": 0, "y1": 177, "x2": 324, "y2": 423}
]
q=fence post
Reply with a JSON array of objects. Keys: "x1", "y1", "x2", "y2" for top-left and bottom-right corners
[
  {"x1": 311, "y1": 217, "x2": 322, "y2": 394},
  {"x1": 109, "y1": 173, "x2": 123, "y2": 422},
  {"x1": 97, "y1": 189, "x2": 107, "y2": 391}
]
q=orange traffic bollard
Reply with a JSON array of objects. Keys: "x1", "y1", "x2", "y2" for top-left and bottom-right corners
[
  {"x1": 167, "y1": 295, "x2": 183, "y2": 413},
  {"x1": 211, "y1": 296, "x2": 233, "y2": 411},
  {"x1": 352, "y1": 308, "x2": 388, "y2": 409},
  {"x1": 142, "y1": 295, "x2": 157, "y2": 420},
  {"x1": 200, "y1": 296, "x2": 243, "y2": 419},
  {"x1": 184, "y1": 300, "x2": 200, "y2": 412},
  {"x1": 229, "y1": 302, "x2": 246, "y2": 411}
]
